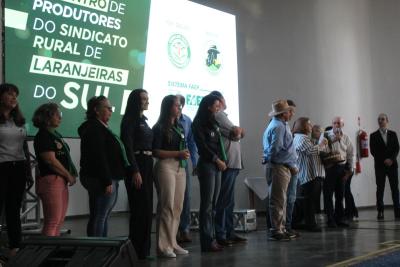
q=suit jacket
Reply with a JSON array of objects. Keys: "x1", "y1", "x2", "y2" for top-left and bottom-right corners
[
  {"x1": 78, "y1": 119, "x2": 126, "y2": 189},
  {"x1": 370, "y1": 129, "x2": 399, "y2": 169}
]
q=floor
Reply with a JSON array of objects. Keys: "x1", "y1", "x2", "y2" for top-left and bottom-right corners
[{"x1": 57, "y1": 208, "x2": 400, "y2": 267}]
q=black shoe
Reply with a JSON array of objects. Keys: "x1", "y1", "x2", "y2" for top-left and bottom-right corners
[
  {"x1": 217, "y1": 239, "x2": 234, "y2": 247},
  {"x1": 229, "y1": 235, "x2": 247, "y2": 243},
  {"x1": 377, "y1": 211, "x2": 384, "y2": 220},
  {"x1": 202, "y1": 242, "x2": 224, "y2": 252},
  {"x1": 268, "y1": 232, "x2": 291, "y2": 241},
  {"x1": 285, "y1": 229, "x2": 300, "y2": 238}
]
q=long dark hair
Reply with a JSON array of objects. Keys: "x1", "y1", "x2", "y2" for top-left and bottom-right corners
[
  {"x1": 193, "y1": 94, "x2": 220, "y2": 126},
  {"x1": 121, "y1": 89, "x2": 147, "y2": 126},
  {"x1": 86, "y1": 95, "x2": 107, "y2": 120},
  {"x1": 156, "y1": 95, "x2": 178, "y2": 142},
  {"x1": 0, "y1": 83, "x2": 26, "y2": 126}
]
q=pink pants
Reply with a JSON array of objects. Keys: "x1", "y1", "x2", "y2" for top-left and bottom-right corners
[{"x1": 36, "y1": 175, "x2": 69, "y2": 236}]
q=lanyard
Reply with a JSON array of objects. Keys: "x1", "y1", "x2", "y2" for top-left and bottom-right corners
[
  {"x1": 172, "y1": 126, "x2": 187, "y2": 168},
  {"x1": 214, "y1": 124, "x2": 227, "y2": 161}
]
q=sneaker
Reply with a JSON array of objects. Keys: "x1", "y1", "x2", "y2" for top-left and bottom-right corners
[
  {"x1": 174, "y1": 247, "x2": 189, "y2": 255},
  {"x1": 285, "y1": 229, "x2": 300, "y2": 239},
  {"x1": 268, "y1": 232, "x2": 291, "y2": 241},
  {"x1": 159, "y1": 251, "x2": 176, "y2": 258}
]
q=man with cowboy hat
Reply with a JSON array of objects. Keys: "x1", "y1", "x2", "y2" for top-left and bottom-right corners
[{"x1": 263, "y1": 99, "x2": 298, "y2": 241}]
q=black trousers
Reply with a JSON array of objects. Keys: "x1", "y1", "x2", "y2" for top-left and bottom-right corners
[
  {"x1": 314, "y1": 177, "x2": 323, "y2": 213},
  {"x1": 344, "y1": 173, "x2": 358, "y2": 218},
  {"x1": 323, "y1": 164, "x2": 346, "y2": 223},
  {"x1": 124, "y1": 155, "x2": 154, "y2": 259},
  {"x1": 302, "y1": 179, "x2": 321, "y2": 228},
  {"x1": 375, "y1": 165, "x2": 400, "y2": 213},
  {"x1": 0, "y1": 161, "x2": 27, "y2": 249}
]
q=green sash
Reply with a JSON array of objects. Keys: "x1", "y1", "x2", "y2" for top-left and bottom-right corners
[
  {"x1": 106, "y1": 128, "x2": 130, "y2": 168},
  {"x1": 172, "y1": 126, "x2": 187, "y2": 168},
  {"x1": 48, "y1": 129, "x2": 78, "y2": 177},
  {"x1": 214, "y1": 124, "x2": 227, "y2": 162}
]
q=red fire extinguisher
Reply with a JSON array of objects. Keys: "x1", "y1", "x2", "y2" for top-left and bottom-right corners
[{"x1": 358, "y1": 130, "x2": 369, "y2": 158}]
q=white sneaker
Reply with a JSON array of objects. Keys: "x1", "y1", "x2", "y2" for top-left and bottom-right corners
[
  {"x1": 174, "y1": 247, "x2": 189, "y2": 255},
  {"x1": 159, "y1": 251, "x2": 176, "y2": 258}
]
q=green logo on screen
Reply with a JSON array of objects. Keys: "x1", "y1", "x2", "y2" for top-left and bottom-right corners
[
  {"x1": 168, "y1": 34, "x2": 191, "y2": 69},
  {"x1": 205, "y1": 44, "x2": 222, "y2": 74}
]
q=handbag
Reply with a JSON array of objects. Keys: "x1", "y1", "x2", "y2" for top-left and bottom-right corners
[
  {"x1": 319, "y1": 132, "x2": 345, "y2": 167},
  {"x1": 319, "y1": 151, "x2": 345, "y2": 167}
]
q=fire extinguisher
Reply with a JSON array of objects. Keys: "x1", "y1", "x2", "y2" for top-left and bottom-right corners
[{"x1": 358, "y1": 130, "x2": 369, "y2": 158}]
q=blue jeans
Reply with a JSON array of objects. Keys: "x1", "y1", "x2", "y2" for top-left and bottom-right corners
[
  {"x1": 285, "y1": 174, "x2": 298, "y2": 230},
  {"x1": 215, "y1": 168, "x2": 240, "y2": 240},
  {"x1": 197, "y1": 159, "x2": 221, "y2": 250},
  {"x1": 179, "y1": 165, "x2": 192, "y2": 233},
  {"x1": 87, "y1": 180, "x2": 119, "y2": 237}
]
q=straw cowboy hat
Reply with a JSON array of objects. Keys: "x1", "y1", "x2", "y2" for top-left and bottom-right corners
[{"x1": 268, "y1": 99, "x2": 293, "y2": 117}]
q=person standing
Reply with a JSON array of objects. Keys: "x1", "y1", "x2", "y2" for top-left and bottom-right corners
[
  {"x1": 292, "y1": 118, "x2": 327, "y2": 231},
  {"x1": 284, "y1": 100, "x2": 300, "y2": 238},
  {"x1": 211, "y1": 91, "x2": 247, "y2": 246},
  {"x1": 370, "y1": 113, "x2": 400, "y2": 220},
  {"x1": 324, "y1": 117, "x2": 354, "y2": 227},
  {"x1": 153, "y1": 95, "x2": 188, "y2": 258},
  {"x1": 192, "y1": 94, "x2": 227, "y2": 252},
  {"x1": 33, "y1": 103, "x2": 77, "y2": 237},
  {"x1": 263, "y1": 100, "x2": 298, "y2": 241},
  {"x1": 0, "y1": 84, "x2": 32, "y2": 258},
  {"x1": 120, "y1": 89, "x2": 154, "y2": 259},
  {"x1": 311, "y1": 125, "x2": 325, "y2": 214},
  {"x1": 176, "y1": 94, "x2": 198, "y2": 243},
  {"x1": 79, "y1": 96, "x2": 128, "y2": 237}
]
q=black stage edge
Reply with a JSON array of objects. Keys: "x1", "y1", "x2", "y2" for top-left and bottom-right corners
[{"x1": 7, "y1": 236, "x2": 137, "y2": 267}]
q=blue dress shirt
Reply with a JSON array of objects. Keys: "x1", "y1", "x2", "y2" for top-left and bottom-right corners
[{"x1": 262, "y1": 117, "x2": 297, "y2": 168}]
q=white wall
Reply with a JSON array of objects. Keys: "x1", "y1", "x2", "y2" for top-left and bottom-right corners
[
  {"x1": 191, "y1": 0, "x2": 400, "y2": 210},
  {"x1": 3, "y1": 0, "x2": 400, "y2": 215}
]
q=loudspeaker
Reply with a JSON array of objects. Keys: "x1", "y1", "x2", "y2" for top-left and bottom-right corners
[{"x1": 8, "y1": 236, "x2": 137, "y2": 267}]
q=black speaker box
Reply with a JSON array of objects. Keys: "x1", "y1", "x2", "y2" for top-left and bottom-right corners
[{"x1": 7, "y1": 236, "x2": 137, "y2": 267}]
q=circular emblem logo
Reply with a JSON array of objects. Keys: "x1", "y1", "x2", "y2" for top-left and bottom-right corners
[
  {"x1": 55, "y1": 141, "x2": 63, "y2": 150},
  {"x1": 168, "y1": 34, "x2": 191, "y2": 68},
  {"x1": 205, "y1": 42, "x2": 222, "y2": 74}
]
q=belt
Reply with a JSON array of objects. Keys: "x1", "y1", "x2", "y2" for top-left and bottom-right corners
[
  {"x1": 134, "y1": 150, "x2": 152, "y2": 156},
  {"x1": 0, "y1": 160, "x2": 25, "y2": 166}
]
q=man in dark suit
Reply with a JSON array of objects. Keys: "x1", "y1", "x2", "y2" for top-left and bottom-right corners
[{"x1": 370, "y1": 113, "x2": 400, "y2": 220}]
